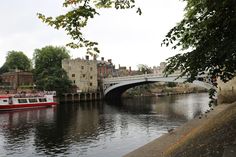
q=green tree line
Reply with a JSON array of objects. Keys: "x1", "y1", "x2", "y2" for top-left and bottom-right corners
[{"x1": 0, "y1": 46, "x2": 72, "y2": 95}]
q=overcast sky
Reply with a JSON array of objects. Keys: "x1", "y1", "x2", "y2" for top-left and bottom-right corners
[{"x1": 0, "y1": 0, "x2": 186, "y2": 70}]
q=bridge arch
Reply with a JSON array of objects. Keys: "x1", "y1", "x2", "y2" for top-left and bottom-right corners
[{"x1": 103, "y1": 74, "x2": 213, "y2": 99}]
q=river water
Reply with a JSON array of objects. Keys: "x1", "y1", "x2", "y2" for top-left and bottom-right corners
[{"x1": 0, "y1": 93, "x2": 210, "y2": 157}]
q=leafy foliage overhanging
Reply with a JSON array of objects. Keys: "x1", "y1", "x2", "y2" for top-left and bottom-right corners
[
  {"x1": 37, "y1": 0, "x2": 141, "y2": 56},
  {"x1": 162, "y1": 0, "x2": 236, "y2": 84},
  {"x1": 38, "y1": 0, "x2": 236, "y2": 104},
  {"x1": 161, "y1": 0, "x2": 236, "y2": 106},
  {"x1": 38, "y1": 0, "x2": 236, "y2": 83}
]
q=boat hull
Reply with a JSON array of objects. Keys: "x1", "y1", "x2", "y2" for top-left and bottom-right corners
[{"x1": 0, "y1": 102, "x2": 57, "y2": 111}]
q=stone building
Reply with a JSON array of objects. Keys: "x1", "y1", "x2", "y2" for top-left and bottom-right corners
[
  {"x1": 62, "y1": 56, "x2": 98, "y2": 92},
  {"x1": 97, "y1": 57, "x2": 115, "y2": 79},
  {"x1": 0, "y1": 71, "x2": 33, "y2": 90},
  {"x1": 115, "y1": 65, "x2": 133, "y2": 77},
  {"x1": 153, "y1": 62, "x2": 167, "y2": 75},
  {"x1": 97, "y1": 57, "x2": 115, "y2": 91},
  {"x1": 153, "y1": 62, "x2": 181, "y2": 75}
]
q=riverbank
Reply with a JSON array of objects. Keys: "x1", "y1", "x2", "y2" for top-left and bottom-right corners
[
  {"x1": 124, "y1": 102, "x2": 236, "y2": 157},
  {"x1": 123, "y1": 82, "x2": 207, "y2": 98}
]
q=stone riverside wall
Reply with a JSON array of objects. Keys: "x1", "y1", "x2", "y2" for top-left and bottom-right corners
[
  {"x1": 60, "y1": 92, "x2": 103, "y2": 102},
  {"x1": 218, "y1": 77, "x2": 236, "y2": 104}
]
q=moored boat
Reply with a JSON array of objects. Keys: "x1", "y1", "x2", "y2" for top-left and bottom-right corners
[{"x1": 0, "y1": 94, "x2": 57, "y2": 111}]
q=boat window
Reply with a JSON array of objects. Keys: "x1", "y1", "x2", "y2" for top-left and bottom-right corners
[
  {"x1": 29, "y1": 98, "x2": 38, "y2": 103},
  {"x1": 18, "y1": 99, "x2": 27, "y2": 103},
  {"x1": 3, "y1": 100, "x2": 8, "y2": 102},
  {"x1": 39, "y1": 98, "x2": 47, "y2": 102},
  {"x1": 9, "y1": 97, "x2": 13, "y2": 104}
]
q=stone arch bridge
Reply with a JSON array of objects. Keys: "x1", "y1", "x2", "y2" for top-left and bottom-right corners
[{"x1": 103, "y1": 74, "x2": 213, "y2": 99}]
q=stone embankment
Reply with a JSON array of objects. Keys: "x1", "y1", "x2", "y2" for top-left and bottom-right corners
[
  {"x1": 60, "y1": 92, "x2": 103, "y2": 102},
  {"x1": 124, "y1": 102, "x2": 236, "y2": 157}
]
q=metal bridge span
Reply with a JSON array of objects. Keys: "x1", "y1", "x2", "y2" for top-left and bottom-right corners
[{"x1": 103, "y1": 74, "x2": 213, "y2": 98}]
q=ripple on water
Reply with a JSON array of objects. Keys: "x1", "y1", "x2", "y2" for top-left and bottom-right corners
[{"x1": 0, "y1": 93, "x2": 210, "y2": 157}]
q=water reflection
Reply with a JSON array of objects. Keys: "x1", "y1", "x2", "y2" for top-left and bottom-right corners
[
  {"x1": 0, "y1": 93, "x2": 210, "y2": 157},
  {"x1": 0, "y1": 108, "x2": 56, "y2": 156}
]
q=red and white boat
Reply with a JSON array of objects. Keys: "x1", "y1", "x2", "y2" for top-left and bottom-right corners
[{"x1": 0, "y1": 94, "x2": 57, "y2": 111}]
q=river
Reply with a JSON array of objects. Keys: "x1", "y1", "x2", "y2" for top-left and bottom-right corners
[{"x1": 0, "y1": 93, "x2": 210, "y2": 157}]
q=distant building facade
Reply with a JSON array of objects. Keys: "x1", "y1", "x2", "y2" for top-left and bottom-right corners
[
  {"x1": 115, "y1": 65, "x2": 133, "y2": 77},
  {"x1": 62, "y1": 56, "x2": 98, "y2": 92},
  {"x1": 153, "y1": 62, "x2": 167, "y2": 75},
  {"x1": 97, "y1": 57, "x2": 115, "y2": 79},
  {"x1": 0, "y1": 71, "x2": 33, "y2": 90},
  {"x1": 97, "y1": 57, "x2": 115, "y2": 91},
  {"x1": 153, "y1": 62, "x2": 181, "y2": 75}
]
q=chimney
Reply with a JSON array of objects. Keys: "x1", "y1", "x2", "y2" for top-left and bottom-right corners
[
  {"x1": 93, "y1": 55, "x2": 97, "y2": 60},
  {"x1": 85, "y1": 55, "x2": 89, "y2": 60},
  {"x1": 101, "y1": 57, "x2": 104, "y2": 61}
]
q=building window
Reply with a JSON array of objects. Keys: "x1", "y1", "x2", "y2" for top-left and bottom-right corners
[
  {"x1": 90, "y1": 76, "x2": 93, "y2": 79},
  {"x1": 83, "y1": 74, "x2": 86, "y2": 78},
  {"x1": 81, "y1": 66, "x2": 84, "y2": 70},
  {"x1": 72, "y1": 74, "x2": 75, "y2": 77},
  {"x1": 90, "y1": 67, "x2": 93, "y2": 71},
  {"x1": 73, "y1": 80, "x2": 76, "y2": 84},
  {"x1": 90, "y1": 83, "x2": 93, "y2": 86}
]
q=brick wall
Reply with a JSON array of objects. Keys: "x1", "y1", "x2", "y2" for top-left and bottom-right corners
[{"x1": 0, "y1": 72, "x2": 33, "y2": 90}]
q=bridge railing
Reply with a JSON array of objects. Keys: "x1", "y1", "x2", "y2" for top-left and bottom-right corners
[
  {"x1": 103, "y1": 73, "x2": 183, "y2": 83},
  {"x1": 103, "y1": 74, "x2": 161, "y2": 82}
]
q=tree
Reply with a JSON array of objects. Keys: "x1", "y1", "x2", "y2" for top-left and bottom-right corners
[
  {"x1": 162, "y1": 0, "x2": 236, "y2": 84},
  {"x1": 161, "y1": 0, "x2": 236, "y2": 106},
  {"x1": 33, "y1": 46, "x2": 72, "y2": 95},
  {"x1": 38, "y1": 0, "x2": 236, "y2": 82},
  {"x1": 37, "y1": 0, "x2": 236, "y2": 104},
  {"x1": 0, "y1": 51, "x2": 31, "y2": 73},
  {"x1": 0, "y1": 63, "x2": 9, "y2": 74},
  {"x1": 37, "y1": 0, "x2": 141, "y2": 56},
  {"x1": 137, "y1": 64, "x2": 152, "y2": 74}
]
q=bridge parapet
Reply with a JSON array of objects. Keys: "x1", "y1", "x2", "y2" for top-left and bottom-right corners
[
  {"x1": 103, "y1": 74, "x2": 182, "y2": 83},
  {"x1": 102, "y1": 73, "x2": 213, "y2": 98}
]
